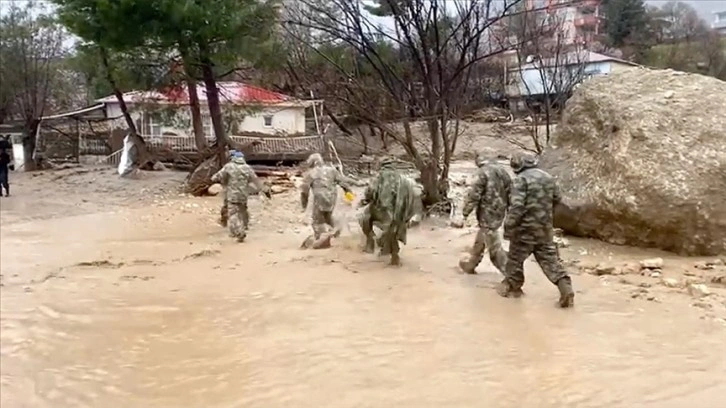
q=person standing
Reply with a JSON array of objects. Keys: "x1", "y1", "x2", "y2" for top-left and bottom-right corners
[
  {"x1": 211, "y1": 150, "x2": 271, "y2": 242},
  {"x1": 358, "y1": 156, "x2": 417, "y2": 266},
  {"x1": 0, "y1": 147, "x2": 11, "y2": 197},
  {"x1": 459, "y1": 152, "x2": 511, "y2": 274},
  {"x1": 500, "y1": 153, "x2": 575, "y2": 308},
  {"x1": 300, "y1": 153, "x2": 355, "y2": 248}
]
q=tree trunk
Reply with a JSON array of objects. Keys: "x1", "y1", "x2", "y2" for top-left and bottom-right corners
[
  {"x1": 199, "y1": 44, "x2": 242, "y2": 158},
  {"x1": 186, "y1": 76, "x2": 207, "y2": 151},
  {"x1": 21, "y1": 118, "x2": 39, "y2": 171},
  {"x1": 98, "y1": 46, "x2": 153, "y2": 168}
]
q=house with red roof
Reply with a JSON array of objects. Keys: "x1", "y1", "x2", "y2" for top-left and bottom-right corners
[{"x1": 95, "y1": 81, "x2": 320, "y2": 139}]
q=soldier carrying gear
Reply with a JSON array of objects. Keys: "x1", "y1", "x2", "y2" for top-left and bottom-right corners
[
  {"x1": 211, "y1": 150, "x2": 271, "y2": 242},
  {"x1": 459, "y1": 152, "x2": 511, "y2": 274},
  {"x1": 300, "y1": 153, "x2": 356, "y2": 249},
  {"x1": 218, "y1": 150, "x2": 242, "y2": 227},
  {"x1": 500, "y1": 152, "x2": 575, "y2": 308}
]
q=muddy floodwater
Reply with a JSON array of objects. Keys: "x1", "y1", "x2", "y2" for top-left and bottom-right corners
[{"x1": 1, "y1": 168, "x2": 725, "y2": 408}]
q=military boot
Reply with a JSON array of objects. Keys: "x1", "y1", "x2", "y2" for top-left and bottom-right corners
[
  {"x1": 458, "y1": 255, "x2": 477, "y2": 274},
  {"x1": 363, "y1": 235, "x2": 375, "y2": 253},
  {"x1": 557, "y1": 278, "x2": 575, "y2": 308},
  {"x1": 495, "y1": 279, "x2": 524, "y2": 298},
  {"x1": 390, "y1": 253, "x2": 401, "y2": 266}
]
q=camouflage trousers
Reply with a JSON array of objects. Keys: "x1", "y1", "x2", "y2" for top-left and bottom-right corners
[
  {"x1": 504, "y1": 238, "x2": 570, "y2": 290},
  {"x1": 312, "y1": 208, "x2": 340, "y2": 239},
  {"x1": 221, "y1": 200, "x2": 249, "y2": 231},
  {"x1": 359, "y1": 206, "x2": 401, "y2": 264},
  {"x1": 227, "y1": 201, "x2": 249, "y2": 242},
  {"x1": 461, "y1": 226, "x2": 507, "y2": 274}
]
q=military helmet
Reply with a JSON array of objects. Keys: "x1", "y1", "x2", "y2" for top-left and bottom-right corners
[
  {"x1": 509, "y1": 152, "x2": 538, "y2": 173},
  {"x1": 306, "y1": 153, "x2": 324, "y2": 167},
  {"x1": 474, "y1": 152, "x2": 489, "y2": 167},
  {"x1": 378, "y1": 156, "x2": 397, "y2": 169}
]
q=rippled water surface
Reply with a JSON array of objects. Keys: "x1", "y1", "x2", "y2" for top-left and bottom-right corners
[{"x1": 2, "y1": 200, "x2": 725, "y2": 408}]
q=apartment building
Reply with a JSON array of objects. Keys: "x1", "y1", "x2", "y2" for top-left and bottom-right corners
[
  {"x1": 713, "y1": 10, "x2": 726, "y2": 36},
  {"x1": 525, "y1": 0, "x2": 607, "y2": 45}
]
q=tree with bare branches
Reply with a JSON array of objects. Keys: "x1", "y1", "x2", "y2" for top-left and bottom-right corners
[
  {"x1": 0, "y1": 3, "x2": 69, "y2": 170},
  {"x1": 284, "y1": 0, "x2": 524, "y2": 208},
  {"x1": 506, "y1": 2, "x2": 589, "y2": 153}
]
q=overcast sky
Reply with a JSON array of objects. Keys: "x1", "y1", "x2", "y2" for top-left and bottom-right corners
[
  {"x1": 1, "y1": 0, "x2": 725, "y2": 24},
  {"x1": 647, "y1": 0, "x2": 726, "y2": 21}
]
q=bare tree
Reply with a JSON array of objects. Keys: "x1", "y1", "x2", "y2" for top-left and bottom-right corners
[
  {"x1": 0, "y1": 4, "x2": 68, "y2": 170},
  {"x1": 506, "y1": 2, "x2": 588, "y2": 153},
  {"x1": 284, "y1": 0, "x2": 523, "y2": 207}
]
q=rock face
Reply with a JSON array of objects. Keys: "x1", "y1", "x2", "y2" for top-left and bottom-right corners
[{"x1": 540, "y1": 69, "x2": 726, "y2": 256}]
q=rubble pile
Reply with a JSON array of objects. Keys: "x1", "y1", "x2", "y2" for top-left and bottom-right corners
[{"x1": 541, "y1": 68, "x2": 726, "y2": 256}]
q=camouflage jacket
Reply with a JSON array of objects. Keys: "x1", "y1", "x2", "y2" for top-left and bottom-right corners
[
  {"x1": 301, "y1": 165, "x2": 353, "y2": 212},
  {"x1": 504, "y1": 167, "x2": 562, "y2": 243},
  {"x1": 211, "y1": 157, "x2": 266, "y2": 203},
  {"x1": 361, "y1": 163, "x2": 417, "y2": 243},
  {"x1": 462, "y1": 162, "x2": 512, "y2": 229}
]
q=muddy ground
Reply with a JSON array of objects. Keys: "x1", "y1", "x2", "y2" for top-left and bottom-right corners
[{"x1": 1, "y1": 159, "x2": 726, "y2": 407}]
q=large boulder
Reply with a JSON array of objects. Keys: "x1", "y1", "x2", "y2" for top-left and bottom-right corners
[{"x1": 540, "y1": 68, "x2": 726, "y2": 256}]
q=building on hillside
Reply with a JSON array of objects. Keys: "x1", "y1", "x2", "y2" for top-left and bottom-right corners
[
  {"x1": 713, "y1": 10, "x2": 726, "y2": 36},
  {"x1": 505, "y1": 51, "x2": 639, "y2": 112},
  {"x1": 524, "y1": 0, "x2": 606, "y2": 45}
]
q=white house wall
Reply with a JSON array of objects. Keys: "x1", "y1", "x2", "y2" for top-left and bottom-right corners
[
  {"x1": 104, "y1": 103, "x2": 307, "y2": 137},
  {"x1": 513, "y1": 61, "x2": 613, "y2": 97}
]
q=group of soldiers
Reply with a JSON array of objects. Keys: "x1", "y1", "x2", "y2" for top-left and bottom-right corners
[{"x1": 211, "y1": 149, "x2": 574, "y2": 308}]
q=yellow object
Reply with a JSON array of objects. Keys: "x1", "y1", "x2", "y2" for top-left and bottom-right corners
[{"x1": 344, "y1": 191, "x2": 355, "y2": 203}]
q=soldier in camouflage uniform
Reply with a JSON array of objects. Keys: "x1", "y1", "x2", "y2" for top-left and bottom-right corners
[
  {"x1": 218, "y1": 150, "x2": 237, "y2": 228},
  {"x1": 211, "y1": 150, "x2": 271, "y2": 242},
  {"x1": 300, "y1": 153, "x2": 355, "y2": 246},
  {"x1": 358, "y1": 157, "x2": 417, "y2": 266},
  {"x1": 500, "y1": 153, "x2": 575, "y2": 308},
  {"x1": 459, "y1": 152, "x2": 511, "y2": 274}
]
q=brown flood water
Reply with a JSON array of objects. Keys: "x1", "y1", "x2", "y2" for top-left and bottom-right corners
[{"x1": 1, "y1": 192, "x2": 725, "y2": 408}]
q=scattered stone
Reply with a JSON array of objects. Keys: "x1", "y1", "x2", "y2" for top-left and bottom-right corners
[
  {"x1": 710, "y1": 275, "x2": 726, "y2": 285},
  {"x1": 207, "y1": 183, "x2": 223, "y2": 196},
  {"x1": 554, "y1": 236, "x2": 570, "y2": 248},
  {"x1": 646, "y1": 295, "x2": 658, "y2": 302},
  {"x1": 593, "y1": 263, "x2": 617, "y2": 276},
  {"x1": 687, "y1": 283, "x2": 712, "y2": 298},
  {"x1": 713, "y1": 258, "x2": 725, "y2": 266},
  {"x1": 640, "y1": 258, "x2": 664, "y2": 270},
  {"x1": 694, "y1": 261, "x2": 715, "y2": 270},
  {"x1": 663, "y1": 90, "x2": 675, "y2": 99},
  {"x1": 661, "y1": 278, "x2": 680, "y2": 288},
  {"x1": 638, "y1": 282, "x2": 652, "y2": 288},
  {"x1": 449, "y1": 219, "x2": 465, "y2": 229},
  {"x1": 649, "y1": 270, "x2": 662, "y2": 278},
  {"x1": 691, "y1": 301, "x2": 712, "y2": 310},
  {"x1": 620, "y1": 262, "x2": 641, "y2": 275}
]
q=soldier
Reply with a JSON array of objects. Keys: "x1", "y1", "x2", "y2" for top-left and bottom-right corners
[
  {"x1": 211, "y1": 150, "x2": 271, "y2": 242},
  {"x1": 500, "y1": 153, "x2": 575, "y2": 308},
  {"x1": 358, "y1": 157, "x2": 417, "y2": 266},
  {"x1": 459, "y1": 152, "x2": 511, "y2": 274},
  {"x1": 300, "y1": 153, "x2": 355, "y2": 248},
  {"x1": 218, "y1": 150, "x2": 236, "y2": 228}
]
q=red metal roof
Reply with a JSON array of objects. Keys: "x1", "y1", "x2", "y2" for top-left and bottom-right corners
[{"x1": 96, "y1": 81, "x2": 297, "y2": 106}]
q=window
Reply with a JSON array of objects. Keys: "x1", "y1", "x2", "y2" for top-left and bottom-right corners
[
  {"x1": 143, "y1": 113, "x2": 162, "y2": 138},
  {"x1": 263, "y1": 114, "x2": 273, "y2": 128}
]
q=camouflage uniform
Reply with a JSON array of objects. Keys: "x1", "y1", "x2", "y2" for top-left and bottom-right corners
[
  {"x1": 211, "y1": 155, "x2": 270, "y2": 242},
  {"x1": 459, "y1": 154, "x2": 511, "y2": 274},
  {"x1": 501, "y1": 153, "x2": 574, "y2": 308},
  {"x1": 300, "y1": 153, "x2": 354, "y2": 240},
  {"x1": 358, "y1": 157, "x2": 417, "y2": 265}
]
